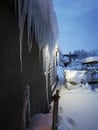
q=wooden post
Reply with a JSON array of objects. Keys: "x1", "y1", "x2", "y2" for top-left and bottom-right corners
[
  {"x1": 20, "y1": 85, "x2": 30, "y2": 130},
  {"x1": 52, "y1": 90, "x2": 60, "y2": 130}
]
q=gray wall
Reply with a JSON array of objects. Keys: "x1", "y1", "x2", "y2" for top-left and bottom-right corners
[{"x1": 0, "y1": 1, "x2": 48, "y2": 130}]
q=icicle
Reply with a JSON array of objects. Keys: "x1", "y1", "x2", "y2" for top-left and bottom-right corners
[
  {"x1": 38, "y1": 43, "x2": 43, "y2": 64},
  {"x1": 16, "y1": 0, "x2": 59, "y2": 72},
  {"x1": 18, "y1": 0, "x2": 21, "y2": 29},
  {"x1": 18, "y1": 0, "x2": 28, "y2": 71},
  {"x1": 37, "y1": 21, "x2": 40, "y2": 42},
  {"x1": 36, "y1": 6, "x2": 40, "y2": 43},
  {"x1": 36, "y1": 13, "x2": 41, "y2": 43},
  {"x1": 27, "y1": 0, "x2": 32, "y2": 52},
  {"x1": 39, "y1": 23, "x2": 44, "y2": 43},
  {"x1": 33, "y1": 10, "x2": 36, "y2": 39},
  {"x1": 19, "y1": 33, "x2": 23, "y2": 71}
]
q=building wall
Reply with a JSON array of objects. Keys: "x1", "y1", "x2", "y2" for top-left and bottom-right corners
[{"x1": 0, "y1": 1, "x2": 49, "y2": 130}]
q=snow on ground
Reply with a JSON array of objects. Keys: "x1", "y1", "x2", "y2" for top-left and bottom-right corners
[
  {"x1": 64, "y1": 69, "x2": 93, "y2": 90},
  {"x1": 81, "y1": 56, "x2": 98, "y2": 64},
  {"x1": 64, "y1": 70, "x2": 87, "y2": 84},
  {"x1": 29, "y1": 65, "x2": 98, "y2": 130},
  {"x1": 58, "y1": 86, "x2": 98, "y2": 130},
  {"x1": 29, "y1": 113, "x2": 52, "y2": 130},
  {"x1": 58, "y1": 66, "x2": 98, "y2": 130}
]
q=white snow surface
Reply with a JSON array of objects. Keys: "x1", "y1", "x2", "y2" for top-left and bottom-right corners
[
  {"x1": 81, "y1": 56, "x2": 98, "y2": 63},
  {"x1": 64, "y1": 70, "x2": 87, "y2": 84},
  {"x1": 58, "y1": 66, "x2": 98, "y2": 130},
  {"x1": 29, "y1": 113, "x2": 52, "y2": 130},
  {"x1": 29, "y1": 66, "x2": 98, "y2": 130},
  {"x1": 58, "y1": 87, "x2": 98, "y2": 130}
]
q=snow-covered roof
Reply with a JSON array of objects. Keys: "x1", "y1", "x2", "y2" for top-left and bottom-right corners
[{"x1": 81, "y1": 56, "x2": 98, "y2": 64}]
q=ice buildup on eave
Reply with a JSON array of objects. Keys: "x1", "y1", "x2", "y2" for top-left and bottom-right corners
[{"x1": 15, "y1": 0, "x2": 58, "y2": 70}]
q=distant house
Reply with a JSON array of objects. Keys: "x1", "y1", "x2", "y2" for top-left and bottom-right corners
[
  {"x1": 0, "y1": 0, "x2": 58, "y2": 130},
  {"x1": 63, "y1": 52, "x2": 78, "y2": 67},
  {"x1": 81, "y1": 56, "x2": 98, "y2": 70},
  {"x1": 81, "y1": 56, "x2": 98, "y2": 83},
  {"x1": 81, "y1": 56, "x2": 98, "y2": 64}
]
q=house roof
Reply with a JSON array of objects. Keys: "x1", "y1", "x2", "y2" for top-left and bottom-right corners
[{"x1": 81, "y1": 56, "x2": 98, "y2": 64}]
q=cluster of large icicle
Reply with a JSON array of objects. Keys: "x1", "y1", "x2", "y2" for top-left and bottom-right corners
[{"x1": 15, "y1": 0, "x2": 58, "y2": 71}]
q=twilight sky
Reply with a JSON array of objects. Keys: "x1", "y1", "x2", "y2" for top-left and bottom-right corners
[{"x1": 53, "y1": 0, "x2": 98, "y2": 54}]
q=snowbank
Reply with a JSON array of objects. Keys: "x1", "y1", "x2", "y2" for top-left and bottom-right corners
[
  {"x1": 29, "y1": 113, "x2": 52, "y2": 130},
  {"x1": 64, "y1": 70, "x2": 87, "y2": 84},
  {"x1": 64, "y1": 70, "x2": 92, "y2": 90}
]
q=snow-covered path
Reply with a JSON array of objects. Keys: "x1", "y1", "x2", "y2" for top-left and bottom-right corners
[
  {"x1": 58, "y1": 86, "x2": 98, "y2": 130},
  {"x1": 57, "y1": 66, "x2": 98, "y2": 130},
  {"x1": 58, "y1": 69, "x2": 98, "y2": 130}
]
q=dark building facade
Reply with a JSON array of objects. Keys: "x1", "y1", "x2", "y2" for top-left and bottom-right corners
[{"x1": 0, "y1": 0, "x2": 58, "y2": 130}]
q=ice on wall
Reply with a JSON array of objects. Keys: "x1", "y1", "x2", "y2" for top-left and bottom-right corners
[{"x1": 15, "y1": 0, "x2": 58, "y2": 71}]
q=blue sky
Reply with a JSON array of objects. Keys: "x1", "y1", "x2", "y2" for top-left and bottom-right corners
[{"x1": 53, "y1": 0, "x2": 98, "y2": 54}]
